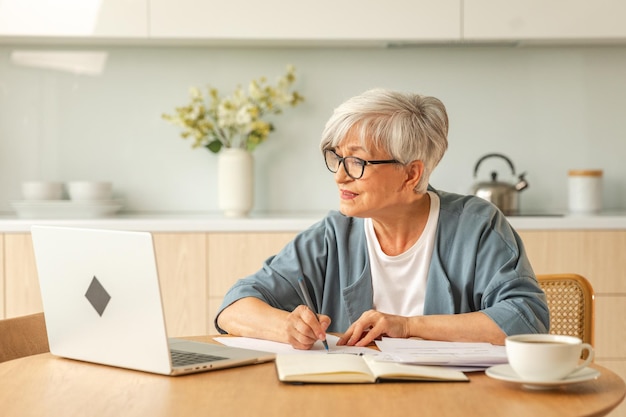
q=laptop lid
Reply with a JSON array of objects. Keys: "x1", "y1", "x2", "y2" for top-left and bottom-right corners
[{"x1": 31, "y1": 225, "x2": 274, "y2": 376}]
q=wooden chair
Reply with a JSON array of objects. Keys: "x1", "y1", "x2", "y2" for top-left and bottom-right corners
[
  {"x1": 537, "y1": 273, "x2": 595, "y2": 346},
  {"x1": 0, "y1": 312, "x2": 50, "y2": 363}
]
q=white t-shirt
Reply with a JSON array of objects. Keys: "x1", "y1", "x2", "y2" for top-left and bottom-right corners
[{"x1": 365, "y1": 191, "x2": 440, "y2": 317}]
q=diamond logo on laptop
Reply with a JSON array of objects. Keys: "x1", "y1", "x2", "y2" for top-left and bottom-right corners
[{"x1": 85, "y1": 276, "x2": 111, "y2": 316}]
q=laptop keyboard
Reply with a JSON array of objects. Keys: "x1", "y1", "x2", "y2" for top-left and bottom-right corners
[{"x1": 170, "y1": 349, "x2": 227, "y2": 367}]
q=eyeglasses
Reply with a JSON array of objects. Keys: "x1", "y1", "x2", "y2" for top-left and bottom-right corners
[{"x1": 323, "y1": 149, "x2": 400, "y2": 180}]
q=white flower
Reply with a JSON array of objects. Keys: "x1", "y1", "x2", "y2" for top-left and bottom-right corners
[
  {"x1": 236, "y1": 106, "x2": 253, "y2": 126},
  {"x1": 163, "y1": 65, "x2": 304, "y2": 153}
]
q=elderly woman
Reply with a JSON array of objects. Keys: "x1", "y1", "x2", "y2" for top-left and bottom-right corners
[{"x1": 216, "y1": 88, "x2": 549, "y2": 349}]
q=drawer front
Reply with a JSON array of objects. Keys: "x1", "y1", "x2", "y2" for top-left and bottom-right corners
[
  {"x1": 519, "y1": 231, "x2": 626, "y2": 293},
  {"x1": 595, "y1": 295, "x2": 626, "y2": 359}
]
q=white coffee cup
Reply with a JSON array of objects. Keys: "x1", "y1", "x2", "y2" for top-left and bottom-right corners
[{"x1": 505, "y1": 334, "x2": 594, "y2": 381}]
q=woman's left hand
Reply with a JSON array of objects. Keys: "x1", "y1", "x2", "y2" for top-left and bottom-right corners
[{"x1": 336, "y1": 310, "x2": 410, "y2": 347}]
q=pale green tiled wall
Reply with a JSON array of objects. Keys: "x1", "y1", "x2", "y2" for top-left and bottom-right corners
[{"x1": 1, "y1": 45, "x2": 625, "y2": 214}]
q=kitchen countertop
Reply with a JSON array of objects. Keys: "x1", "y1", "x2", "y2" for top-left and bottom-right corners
[
  {"x1": 0, "y1": 211, "x2": 328, "y2": 233},
  {"x1": 2, "y1": 211, "x2": 626, "y2": 232}
]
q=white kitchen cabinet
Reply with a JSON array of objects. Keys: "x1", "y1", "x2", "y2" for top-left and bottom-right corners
[
  {"x1": 207, "y1": 232, "x2": 297, "y2": 330},
  {"x1": 152, "y1": 233, "x2": 208, "y2": 337},
  {"x1": 464, "y1": 0, "x2": 626, "y2": 41},
  {"x1": 149, "y1": 0, "x2": 461, "y2": 43},
  {"x1": 3, "y1": 233, "x2": 40, "y2": 318},
  {"x1": 0, "y1": 0, "x2": 148, "y2": 38}
]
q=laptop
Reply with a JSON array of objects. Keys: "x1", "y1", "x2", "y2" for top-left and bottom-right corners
[{"x1": 30, "y1": 225, "x2": 275, "y2": 376}]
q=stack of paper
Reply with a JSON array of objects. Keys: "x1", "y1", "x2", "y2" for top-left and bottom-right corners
[
  {"x1": 214, "y1": 335, "x2": 508, "y2": 373},
  {"x1": 374, "y1": 338, "x2": 508, "y2": 369}
]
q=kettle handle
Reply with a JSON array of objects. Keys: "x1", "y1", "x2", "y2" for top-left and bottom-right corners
[{"x1": 473, "y1": 153, "x2": 516, "y2": 178}]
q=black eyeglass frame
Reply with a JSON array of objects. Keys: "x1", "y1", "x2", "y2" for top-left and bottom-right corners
[{"x1": 323, "y1": 149, "x2": 400, "y2": 180}]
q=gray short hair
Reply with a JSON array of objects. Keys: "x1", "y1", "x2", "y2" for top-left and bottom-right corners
[{"x1": 320, "y1": 88, "x2": 448, "y2": 193}]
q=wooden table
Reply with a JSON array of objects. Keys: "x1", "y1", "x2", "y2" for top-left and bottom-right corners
[{"x1": 1, "y1": 336, "x2": 624, "y2": 417}]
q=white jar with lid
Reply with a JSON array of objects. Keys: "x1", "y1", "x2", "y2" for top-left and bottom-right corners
[{"x1": 568, "y1": 169, "x2": 603, "y2": 214}]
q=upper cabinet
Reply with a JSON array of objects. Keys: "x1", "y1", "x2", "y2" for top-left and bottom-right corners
[
  {"x1": 464, "y1": 0, "x2": 626, "y2": 41},
  {"x1": 2, "y1": 0, "x2": 626, "y2": 45},
  {"x1": 0, "y1": 0, "x2": 148, "y2": 39},
  {"x1": 149, "y1": 0, "x2": 462, "y2": 44}
]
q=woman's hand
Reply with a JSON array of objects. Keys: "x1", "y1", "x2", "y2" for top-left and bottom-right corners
[
  {"x1": 217, "y1": 297, "x2": 331, "y2": 350},
  {"x1": 284, "y1": 305, "x2": 331, "y2": 350},
  {"x1": 337, "y1": 310, "x2": 409, "y2": 347}
]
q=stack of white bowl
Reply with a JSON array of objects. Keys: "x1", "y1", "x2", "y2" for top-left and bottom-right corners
[
  {"x1": 15, "y1": 180, "x2": 120, "y2": 218},
  {"x1": 21, "y1": 181, "x2": 113, "y2": 201}
]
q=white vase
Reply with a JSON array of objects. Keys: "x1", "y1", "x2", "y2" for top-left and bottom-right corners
[{"x1": 217, "y1": 148, "x2": 254, "y2": 217}]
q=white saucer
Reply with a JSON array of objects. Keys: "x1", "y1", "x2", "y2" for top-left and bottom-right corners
[{"x1": 486, "y1": 364, "x2": 600, "y2": 389}]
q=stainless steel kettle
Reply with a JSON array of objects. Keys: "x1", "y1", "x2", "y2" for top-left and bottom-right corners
[{"x1": 470, "y1": 153, "x2": 529, "y2": 216}]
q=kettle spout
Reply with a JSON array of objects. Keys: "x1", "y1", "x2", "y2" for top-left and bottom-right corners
[{"x1": 515, "y1": 173, "x2": 529, "y2": 192}]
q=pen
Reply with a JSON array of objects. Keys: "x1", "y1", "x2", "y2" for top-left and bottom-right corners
[{"x1": 297, "y1": 276, "x2": 329, "y2": 352}]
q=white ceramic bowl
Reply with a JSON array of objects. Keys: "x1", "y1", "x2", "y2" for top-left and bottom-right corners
[
  {"x1": 66, "y1": 181, "x2": 113, "y2": 201},
  {"x1": 21, "y1": 181, "x2": 64, "y2": 200}
]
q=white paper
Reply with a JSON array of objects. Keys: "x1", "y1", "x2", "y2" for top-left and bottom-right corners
[
  {"x1": 374, "y1": 337, "x2": 508, "y2": 368},
  {"x1": 214, "y1": 334, "x2": 374, "y2": 355}
]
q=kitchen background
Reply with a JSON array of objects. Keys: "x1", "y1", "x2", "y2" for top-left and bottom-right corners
[{"x1": 1, "y1": 43, "x2": 625, "y2": 215}]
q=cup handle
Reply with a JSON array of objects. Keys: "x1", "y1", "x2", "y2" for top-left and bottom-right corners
[{"x1": 571, "y1": 343, "x2": 595, "y2": 375}]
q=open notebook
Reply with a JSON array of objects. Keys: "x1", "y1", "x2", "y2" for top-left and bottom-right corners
[{"x1": 276, "y1": 353, "x2": 468, "y2": 384}]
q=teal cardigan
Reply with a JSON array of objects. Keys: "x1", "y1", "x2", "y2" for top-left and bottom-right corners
[{"x1": 216, "y1": 188, "x2": 549, "y2": 336}]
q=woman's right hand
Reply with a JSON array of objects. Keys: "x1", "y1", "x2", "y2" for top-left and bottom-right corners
[
  {"x1": 284, "y1": 305, "x2": 331, "y2": 350},
  {"x1": 217, "y1": 297, "x2": 331, "y2": 350}
]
